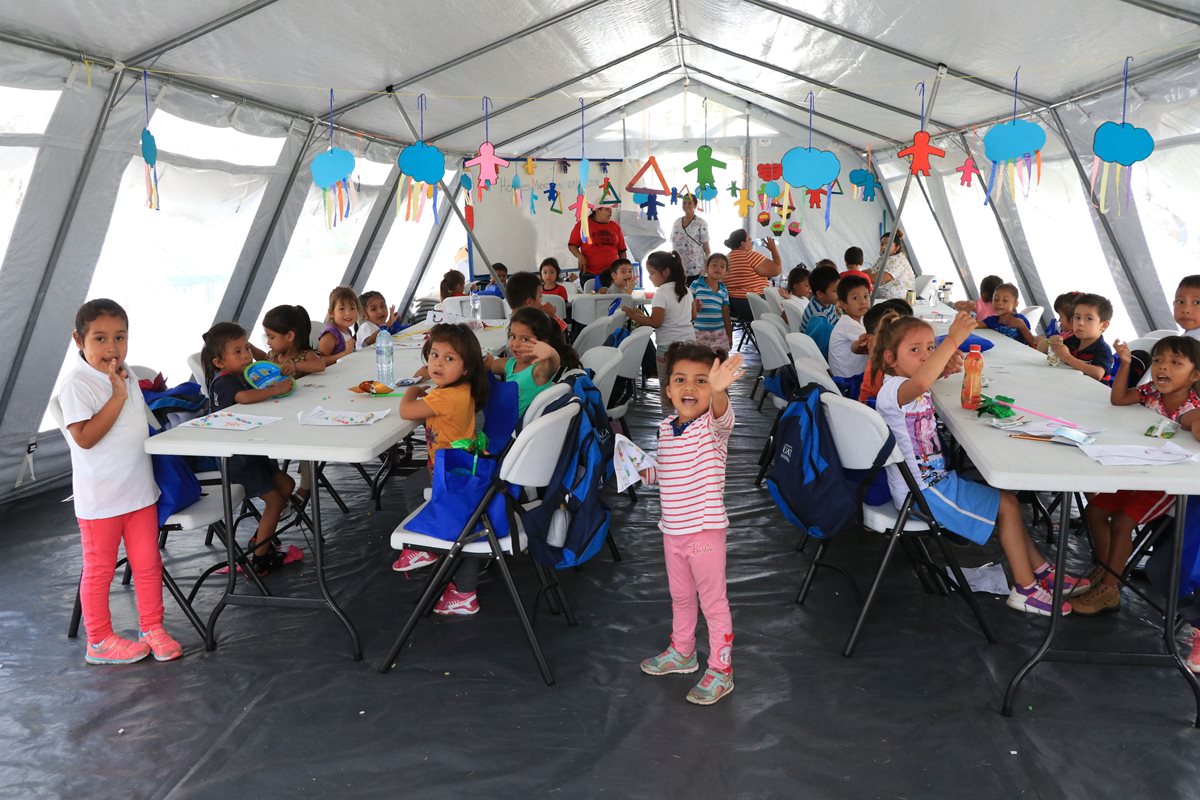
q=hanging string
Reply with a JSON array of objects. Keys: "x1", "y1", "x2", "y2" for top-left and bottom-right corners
[
  {"x1": 805, "y1": 92, "x2": 814, "y2": 150},
  {"x1": 143, "y1": 70, "x2": 150, "y2": 127},
  {"x1": 702, "y1": 96, "x2": 708, "y2": 147},
  {"x1": 482, "y1": 96, "x2": 492, "y2": 141},
  {"x1": 328, "y1": 88, "x2": 334, "y2": 146},
  {"x1": 1012, "y1": 67, "x2": 1021, "y2": 122},
  {"x1": 417, "y1": 93, "x2": 426, "y2": 140},
  {"x1": 579, "y1": 98, "x2": 585, "y2": 160},
  {"x1": 915, "y1": 81, "x2": 926, "y2": 130},
  {"x1": 1121, "y1": 56, "x2": 1133, "y2": 125}
]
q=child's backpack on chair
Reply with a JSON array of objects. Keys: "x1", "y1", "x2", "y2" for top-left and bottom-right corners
[
  {"x1": 559, "y1": 369, "x2": 614, "y2": 478},
  {"x1": 765, "y1": 383, "x2": 894, "y2": 540},
  {"x1": 520, "y1": 395, "x2": 612, "y2": 568}
]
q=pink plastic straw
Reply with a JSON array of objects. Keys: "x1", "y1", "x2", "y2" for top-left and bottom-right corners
[{"x1": 996, "y1": 400, "x2": 1076, "y2": 428}]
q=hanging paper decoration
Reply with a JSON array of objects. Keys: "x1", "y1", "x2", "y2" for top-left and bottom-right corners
[
  {"x1": 529, "y1": 177, "x2": 537, "y2": 215},
  {"x1": 788, "y1": 220, "x2": 801, "y2": 236},
  {"x1": 1090, "y1": 57, "x2": 1155, "y2": 215},
  {"x1": 140, "y1": 71, "x2": 159, "y2": 210},
  {"x1": 569, "y1": 192, "x2": 594, "y2": 224},
  {"x1": 545, "y1": 181, "x2": 562, "y2": 214},
  {"x1": 575, "y1": 101, "x2": 592, "y2": 240},
  {"x1": 782, "y1": 93, "x2": 841, "y2": 229},
  {"x1": 698, "y1": 184, "x2": 718, "y2": 202},
  {"x1": 511, "y1": 173, "x2": 523, "y2": 208},
  {"x1": 396, "y1": 95, "x2": 445, "y2": 224},
  {"x1": 734, "y1": 189, "x2": 754, "y2": 218},
  {"x1": 777, "y1": 187, "x2": 796, "y2": 220},
  {"x1": 829, "y1": 179, "x2": 844, "y2": 196},
  {"x1": 955, "y1": 157, "x2": 983, "y2": 187},
  {"x1": 757, "y1": 163, "x2": 782, "y2": 181},
  {"x1": 756, "y1": 211, "x2": 771, "y2": 227},
  {"x1": 848, "y1": 169, "x2": 881, "y2": 201},
  {"x1": 727, "y1": 181, "x2": 739, "y2": 198},
  {"x1": 311, "y1": 89, "x2": 356, "y2": 229},
  {"x1": 639, "y1": 193, "x2": 663, "y2": 221},
  {"x1": 981, "y1": 69, "x2": 1045, "y2": 205},
  {"x1": 762, "y1": 180, "x2": 782, "y2": 198},
  {"x1": 770, "y1": 219, "x2": 785, "y2": 236},
  {"x1": 683, "y1": 144, "x2": 726, "y2": 193},
  {"x1": 598, "y1": 177, "x2": 621, "y2": 205},
  {"x1": 598, "y1": 161, "x2": 610, "y2": 174},
  {"x1": 465, "y1": 97, "x2": 509, "y2": 189},
  {"x1": 669, "y1": 187, "x2": 679, "y2": 205},
  {"x1": 524, "y1": 157, "x2": 537, "y2": 176},
  {"x1": 626, "y1": 155, "x2": 671, "y2": 195},
  {"x1": 897, "y1": 82, "x2": 946, "y2": 178},
  {"x1": 805, "y1": 187, "x2": 827, "y2": 209}
]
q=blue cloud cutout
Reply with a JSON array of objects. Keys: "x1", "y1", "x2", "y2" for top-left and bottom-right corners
[
  {"x1": 983, "y1": 119, "x2": 1046, "y2": 163},
  {"x1": 311, "y1": 147, "x2": 355, "y2": 189},
  {"x1": 1093, "y1": 121, "x2": 1154, "y2": 167},
  {"x1": 141, "y1": 129, "x2": 157, "y2": 167},
  {"x1": 848, "y1": 168, "x2": 870, "y2": 186},
  {"x1": 459, "y1": 173, "x2": 473, "y2": 191},
  {"x1": 398, "y1": 141, "x2": 446, "y2": 184},
  {"x1": 631, "y1": 192, "x2": 649, "y2": 205},
  {"x1": 781, "y1": 146, "x2": 840, "y2": 189},
  {"x1": 699, "y1": 184, "x2": 718, "y2": 201},
  {"x1": 763, "y1": 180, "x2": 781, "y2": 198}
]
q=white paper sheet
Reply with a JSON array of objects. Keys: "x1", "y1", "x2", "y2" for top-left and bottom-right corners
[
  {"x1": 179, "y1": 411, "x2": 282, "y2": 431},
  {"x1": 298, "y1": 406, "x2": 391, "y2": 426},
  {"x1": 613, "y1": 433, "x2": 657, "y2": 493},
  {"x1": 1078, "y1": 441, "x2": 1200, "y2": 467},
  {"x1": 958, "y1": 562, "x2": 1011, "y2": 595}
]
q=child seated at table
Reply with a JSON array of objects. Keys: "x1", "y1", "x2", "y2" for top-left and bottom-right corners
[
  {"x1": 858, "y1": 299, "x2": 912, "y2": 405},
  {"x1": 471, "y1": 263, "x2": 508, "y2": 297},
  {"x1": 440, "y1": 270, "x2": 466, "y2": 301},
  {"x1": 779, "y1": 265, "x2": 811, "y2": 301},
  {"x1": 507, "y1": 271, "x2": 567, "y2": 332},
  {"x1": 1046, "y1": 291, "x2": 1081, "y2": 339},
  {"x1": 599, "y1": 258, "x2": 637, "y2": 295},
  {"x1": 485, "y1": 307, "x2": 579, "y2": 415},
  {"x1": 356, "y1": 290, "x2": 405, "y2": 349},
  {"x1": 254, "y1": 305, "x2": 326, "y2": 378},
  {"x1": 874, "y1": 311, "x2": 1083, "y2": 616},
  {"x1": 317, "y1": 286, "x2": 359, "y2": 366},
  {"x1": 202, "y1": 322, "x2": 301, "y2": 574},
  {"x1": 394, "y1": 323, "x2": 491, "y2": 616},
  {"x1": 841, "y1": 247, "x2": 873, "y2": 290},
  {"x1": 539, "y1": 258, "x2": 570, "y2": 303},
  {"x1": 1075, "y1": 336, "x2": 1200, "y2": 615},
  {"x1": 954, "y1": 275, "x2": 1002, "y2": 320},
  {"x1": 1174, "y1": 275, "x2": 1200, "y2": 341},
  {"x1": 828, "y1": 274, "x2": 872, "y2": 379},
  {"x1": 1038, "y1": 293, "x2": 1115, "y2": 383},
  {"x1": 800, "y1": 264, "x2": 841, "y2": 357},
  {"x1": 980, "y1": 282, "x2": 1037, "y2": 346}
]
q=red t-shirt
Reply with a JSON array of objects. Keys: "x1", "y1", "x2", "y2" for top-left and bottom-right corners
[
  {"x1": 541, "y1": 284, "x2": 569, "y2": 302},
  {"x1": 569, "y1": 219, "x2": 626, "y2": 275}
]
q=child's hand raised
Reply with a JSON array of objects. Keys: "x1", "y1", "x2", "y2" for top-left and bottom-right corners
[
  {"x1": 106, "y1": 360, "x2": 128, "y2": 402},
  {"x1": 530, "y1": 340, "x2": 558, "y2": 364},
  {"x1": 709, "y1": 354, "x2": 744, "y2": 393},
  {"x1": 387, "y1": 304, "x2": 399, "y2": 326},
  {"x1": 1113, "y1": 339, "x2": 1132, "y2": 364},
  {"x1": 948, "y1": 311, "x2": 976, "y2": 346}
]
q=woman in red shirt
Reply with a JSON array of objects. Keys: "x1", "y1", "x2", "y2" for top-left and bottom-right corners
[{"x1": 568, "y1": 206, "x2": 627, "y2": 279}]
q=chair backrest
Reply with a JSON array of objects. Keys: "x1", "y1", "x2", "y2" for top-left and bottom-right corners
[
  {"x1": 310, "y1": 320, "x2": 324, "y2": 349},
  {"x1": 563, "y1": 279, "x2": 581, "y2": 296},
  {"x1": 1019, "y1": 306, "x2": 1043, "y2": 332},
  {"x1": 747, "y1": 292, "x2": 771, "y2": 322},
  {"x1": 1146, "y1": 328, "x2": 1182, "y2": 339},
  {"x1": 523, "y1": 383, "x2": 571, "y2": 426},
  {"x1": 750, "y1": 320, "x2": 792, "y2": 371},
  {"x1": 761, "y1": 312, "x2": 789, "y2": 342},
  {"x1": 572, "y1": 294, "x2": 631, "y2": 326},
  {"x1": 782, "y1": 296, "x2": 809, "y2": 332},
  {"x1": 475, "y1": 294, "x2": 507, "y2": 320},
  {"x1": 441, "y1": 296, "x2": 472, "y2": 318},
  {"x1": 607, "y1": 310, "x2": 628, "y2": 333},
  {"x1": 786, "y1": 331, "x2": 827, "y2": 365},
  {"x1": 762, "y1": 289, "x2": 785, "y2": 316},
  {"x1": 794, "y1": 356, "x2": 839, "y2": 394},
  {"x1": 499, "y1": 401, "x2": 581, "y2": 488},
  {"x1": 129, "y1": 365, "x2": 158, "y2": 382},
  {"x1": 616, "y1": 326, "x2": 654, "y2": 380},
  {"x1": 542, "y1": 293, "x2": 567, "y2": 319},
  {"x1": 187, "y1": 352, "x2": 208, "y2": 394},
  {"x1": 819, "y1": 392, "x2": 903, "y2": 469},
  {"x1": 573, "y1": 317, "x2": 612, "y2": 355},
  {"x1": 913, "y1": 274, "x2": 936, "y2": 299},
  {"x1": 580, "y1": 346, "x2": 622, "y2": 408}
]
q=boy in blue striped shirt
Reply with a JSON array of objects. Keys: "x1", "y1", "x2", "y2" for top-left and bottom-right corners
[{"x1": 692, "y1": 253, "x2": 733, "y2": 354}]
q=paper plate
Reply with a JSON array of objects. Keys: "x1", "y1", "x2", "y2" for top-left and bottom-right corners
[{"x1": 244, "y1": 361, "x2": 295, "y2": 397}]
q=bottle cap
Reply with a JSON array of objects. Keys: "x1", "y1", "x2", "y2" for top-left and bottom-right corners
[{"x1": 969, "y1": 344, "x2": 981, "y2": 352}]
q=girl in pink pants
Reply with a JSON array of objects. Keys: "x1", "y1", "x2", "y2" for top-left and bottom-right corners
[
  {"x1": 58, "y1": 299, "x2": 181, "y2": 665},
  {"x1": 638, "y1": 340, "x2": 743, "y2": 705}
]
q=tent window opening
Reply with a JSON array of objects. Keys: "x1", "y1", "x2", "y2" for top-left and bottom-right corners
[
  {"x1": 1132, "y1": 144, "x2": 1200, "y2": 313},
  {"x1": 877, "y1": 170, "x2": 960, "y2": 288},
  {"x1": 937, "y1": 173, "x2": 1020, "y2": 294},
  {"x1": 0, "y1": 147, "x2": 40, "y2": 275},
  {"x1": 39, "y1": 157, "x2": 270, "y2": 431},
  {"x1": 0, "y1": 86, "x2": 60, "y2": 134},
  {"x1": 364, "y1": 169, "x2": 456, "y2": 312},
  {"x1": 149, "y1": 110, "x2": 286, "y2": 167}
]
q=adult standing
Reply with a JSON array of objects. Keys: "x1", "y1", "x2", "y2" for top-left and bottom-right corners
[
  {"x1": 723, "y1": 229, "x2": 782, "y2": 321},
  {"x1": 669, "y1": 194, "x2": 710, "y2": 281},
  {"x1": 568, "y1": 206, "x2": 627, "y2": 281},
  {"x1": 873, "y1": 229, "x2": 915, "y2": 301}
]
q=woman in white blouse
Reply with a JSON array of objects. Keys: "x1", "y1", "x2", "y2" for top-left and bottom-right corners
[{"x1": 669, "y1": 193, "x2": 710, "y2": 282}]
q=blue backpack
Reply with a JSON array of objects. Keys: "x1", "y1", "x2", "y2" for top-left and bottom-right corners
[
  {"x1": 766, "y1": 384, "x2": 894, "y2": 540},
  {"x1": 561, "y1": 370, "x2": 614, "y2": 478},
  {"x1": 520, "y1": 395, "x2": 611, "y2": 569}
]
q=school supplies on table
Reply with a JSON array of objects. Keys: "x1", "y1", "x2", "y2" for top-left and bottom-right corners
[
  {"x1": 180, "y1": 411, "x2": 282, "y2": 431},
  {"x1": 613, "y1": 433, "x2": 657, "y2": 493},
  {"x1": 243, "y1": 360, "x2": 295, "y2": 397},
  {"x1": 1079, "y1": 441, "x2": 1200, "y2": 467},
  {"x1": 298, "y1": 406, "x2": 391, "y2": 426},
  {"x1": 348, "y1": 377, "x2": 420, "y2": 397}
]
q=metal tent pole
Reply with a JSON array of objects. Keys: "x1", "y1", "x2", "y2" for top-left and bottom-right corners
[
  {"x1": 1111, "y1": 0, "x2": 1200, "y2": 25},
  {"x1": 124, "y1": 0, "x2": 282, "y2": 63},
  {"x1": 343, "y1": 168, "x2": 404, "y2": 290}
]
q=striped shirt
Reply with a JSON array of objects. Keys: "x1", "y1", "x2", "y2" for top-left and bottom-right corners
[
  {"x1": 691, "y1": 279, "x2": 729, "y2": 331},
  {"x1": 652, "y1": 405, "x2": 735, "y2": 535},
  {"x1": 725, "y1": 250, "x2": 769, "y2": 299},
  {"x1": 800, "y1": 298, "x2": 839, "y2": 332}
]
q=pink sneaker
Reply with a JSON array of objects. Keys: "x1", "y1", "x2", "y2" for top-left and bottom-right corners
[
  {"x1": 1186, "y1": 629, "x2": 1200, "y2": 674},
  {"x1": 392, "y1": 548, "x2": 438, "y2": 572},
  {"x1": 86, "y1": 633, "x2": 151, "y2": 665},
  {"x1": 433, "y1": 583, "x2": 479, "y2": 616},
  {"x1": 139, "y1": 626, "x2": 183, "y2": 662},
  {"x1": 1036, "y1": 566, "x2": 1091, "y2": 598}
]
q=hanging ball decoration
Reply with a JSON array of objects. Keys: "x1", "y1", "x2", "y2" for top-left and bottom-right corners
[{"x1": 763, "y1": 180, "x2": 782, "y2": 198}]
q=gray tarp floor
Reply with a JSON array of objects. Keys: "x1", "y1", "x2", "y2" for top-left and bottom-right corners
[{"x1": 1, "y1": 359, "x2": 1198, "y2": 799}]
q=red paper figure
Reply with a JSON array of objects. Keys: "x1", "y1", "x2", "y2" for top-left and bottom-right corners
[
  {"x1": 805, "y1": 187, "x2": 827, "y2": 209},
  {"x1": 897, "y1": 131, "x2": 946, "y2": 177},
  {"x1": 956, "y1": 156, "x2": 983, "y2": 187}
]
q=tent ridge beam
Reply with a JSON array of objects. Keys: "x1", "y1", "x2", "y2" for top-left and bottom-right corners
[
  {"x1": 332, "y1": 0, "x2": 611, "y2": 119},
  {"x1": 1112, "y1": 0, "x2": 1200, "y2": 25},
  {"x1": 744, "y1": 0, "x2": 1052, "y2": 107},
  {"x1": 669, "y1": 0, "x2": 688, "y2": 78},
  {"x1": 124, "y1": 0, "x2": 283, "y2": 64},
  {"x1": 426, "y1": 35, "x2": 675, "y2": 144}
]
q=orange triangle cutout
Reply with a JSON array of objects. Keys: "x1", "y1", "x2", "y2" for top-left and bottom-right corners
[{"x1": 625, "y1": 155, "x2": 671, "y2": 196}]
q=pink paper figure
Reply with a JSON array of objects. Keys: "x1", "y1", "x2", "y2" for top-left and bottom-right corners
[
  {"x1": 465, "y1": 142, "x2": 510, "y2": 188},
  {"x1": 956, "y1": 156, "x2": 983, "y2": 187},
  {"x1": 897, "y1": 131, "x2": 946, "y2": 177},
  {"x1": 639, "y1": 193, "x2": 663, "y2": 220},
  {"x1": 805, "y1": 187, "x2": 827, "y2": 209},
  {"x1": 568, "y1": 193, "x2": 593, "y2": 223}
]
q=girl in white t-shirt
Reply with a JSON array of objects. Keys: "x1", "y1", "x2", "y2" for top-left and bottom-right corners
[
  {"x1": 622, "y1": 251, "x2": 697, "y2": 411},
  {"x1": 57, "y1": 300, "x2": 181, "y2": 665}
]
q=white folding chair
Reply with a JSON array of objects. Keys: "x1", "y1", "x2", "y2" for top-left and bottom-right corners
[
  {"x1": 763, "y1": 289, "x2": 785, "y2": 316},
  {"x1": 309, "y1": 319, "x2": 325, "y2": 349},
  {"x1": 563, "y1": 279, "x2": 581, "y2": 296},
  {"x1": 1019, "y1": 306, "x2": 1043, "y2": 334},
  {"x1": 1146, "y1": 328, "x2": 1182, "y2": 339},
  {"x1": 609, "y1": 326, "x2": 654, "y2": 436},
  {"x1": 474, "y1": 294, "x2": 506, "y2": 320},
  {"x1": 750, "y1": 320, "x2": 793, "y2": 411},
  {"x1": 441, "y1": 296, "x2": 472, "y2": 318},
  {"x1": 794, "y1": 356, "x2": 839, "y2": 394},
  {"x1": 761, "y1": 312, "x2": 789, "y2": 343},
  {"x1": 572, "y1": 294, "x2": 632, "y2": 327},
  {"x1": 799, "y1": 393, "x2": 996, "y2": 657},
  {"x1": 747, "y1": 292, "x2": 771, "y2": 322},
  {"x1": 782, "y1": 296, "x2": 810, "y2": 333},
  {"x1": 187, "y1": 352, "x2": 207, "y2": 394},
  {"x1": 541, "y1": 293, "x2": 567, "y2": 320},
  {"x1": 382, "y1": 401, "x2": 582, "y2": 683},
  {"x1": 914, "y1": 274, "x2": 936, "y2": 300},
  {"x1": 523, "y1": 383, "x2": 570, "y2": 427},
  {"x1": 581, "y1": 346, "x2": 622, "y2": 409},
  {"x1": 1127, "y1": 336, "x2": 1165, "y2": 354},
  {"x1": 572, "y1": 316, "x2": 612, "y2": 356},
  {"x1": 786, "y1": 331, "x2": 827, "y2": 366},
  {"x1": 128, "y1": 364, "x2": 159, "y2": 382}
]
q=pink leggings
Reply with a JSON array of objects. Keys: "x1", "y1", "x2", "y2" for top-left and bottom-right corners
[
  {"x1": 663, "y1": 528, "x2": 733, "y2": 671},
  {"x1": 78, "y1": 504, "x2": 163, "y2": 644}
]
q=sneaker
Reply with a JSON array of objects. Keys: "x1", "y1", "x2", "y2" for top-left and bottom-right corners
[
  {"x1": 640, "y1": 646, "x2": 699, "y2": 676},
  {"x1": 392, "y1": 549, "x2": 437, "y2": 572},
  {"x1": 1070, "y1": 583, "x2": 1121, "y2": 616},
  {"x1": 85, "y1": 633, "x2": 151, "y2": 665},
  {"x1": 1186, "y1": 629, "x2": 1200, "y2": 674},
  {"x1": 1036, "y1": 566, "x2": 1091, "y2": 598},
  {"x1": 433, "y1": 583, "x2": 479, "y2": 616},
  {"x1": 686, "y1": 668, "x2": 735, "y2": 705},
  {"x1": 1006, "y1": 583, "x2": 1072, "y2": 617},
  {"x1": 139, "y1": 626, "x2": 183, "y2": 662}
]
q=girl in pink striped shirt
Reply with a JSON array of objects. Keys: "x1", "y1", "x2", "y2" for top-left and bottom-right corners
[{"x1": 638, "y1": 342, "x2": 743, "y2": 705}]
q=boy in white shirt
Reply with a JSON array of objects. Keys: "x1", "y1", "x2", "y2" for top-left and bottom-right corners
[
  {"x1": 828, "y1": 274, "x2": 872, "y2": 378},
  {"x1": 1175, "y1": 275, "x2": 1200, "y2": 341}
]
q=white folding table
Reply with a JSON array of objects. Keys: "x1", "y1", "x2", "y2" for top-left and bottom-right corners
[
  {"x1": 920, "y1": 306, "x2": 1200, "y2": 723},
  {"x1": 144, "y1": 321, "x2": 509, "y2": 660}
]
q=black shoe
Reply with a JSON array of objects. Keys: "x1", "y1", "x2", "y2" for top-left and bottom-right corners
[{"x1": 250, "y1": 549, "x2": 285, "y2": 575}]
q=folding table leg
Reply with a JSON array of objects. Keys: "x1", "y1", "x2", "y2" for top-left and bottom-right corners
[
  {"x1": 605, "y1": 530, "x2": 623, "y2": 562},
  {"x1": 305, "y1": 461, "x2": 362, "y2": 660},
  {"x1": 1162, "y1": 496, "x2": 1200, "y2": 727}
]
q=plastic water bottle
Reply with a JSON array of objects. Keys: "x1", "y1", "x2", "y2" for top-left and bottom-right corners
[
  {"x1": 470, "y1": 292, "x2": 482, "y2": 322},
  {"x1": 961, "y1": 344, "x2": 984, "y2": 410},
  {"x1": 376, "y1": 330, "x2": 394, "y2": 387}
]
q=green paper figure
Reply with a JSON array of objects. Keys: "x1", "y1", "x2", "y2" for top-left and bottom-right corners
[{"x1": 684, "y1": 144, "x2": 726, "y2": 188}]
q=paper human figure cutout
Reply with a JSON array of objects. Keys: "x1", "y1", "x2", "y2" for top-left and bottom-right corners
[
  {"x1": 625, "y1": 155, "x2": 671, "y2": 195},
  {"x1": 955, "y1": 156, "x2": 982, "y2": 187},
  {"x1": 669, "y1": 186, "x2": 679, "y2": 205},
  {"x1": 568, "y1": 192, "x2": 593, "y2": 224},
  {"x1": 982, "y1": 119, "x2": 1045, "y2": 204},
  {"x1": 1091, "y1": 121, "x2": 1154, "y2": 214},
  {"x1": 398, "y1": 141, "x2": 445, "y2": 185},
  {"x1": 545, "y1": 181, "x2": 562, "y2": 214},
  {"x1": 805, "y1": 187, "x2": 827, "y2": 209},
  {"x1": 465, "y1": 141, "x2": 510, "y2": 188},
  {"x1": 734, "y1": 189, "x2": 754, "y2": 218},
  {"x1": 848, "y1": 168, "x2": 881, "y2": 201},
  {"x1": 523, "y1": 157, "x2": 537, "y2": 176},
  {"x1": 639, "y1": 193, "x2": 663, "y2": 221},
  {"x1": 683, "y1": 144, "x2": 726, "y2": 190},
  {"x1": 727, "y1": 181, "x2": 739, "y2": 198},
  {"x1": 598, "y1": 177, "x2": 621, "y2": 205},
  {"x1": 896, "y1": 131, "x2": 945, "y2": 177}
]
